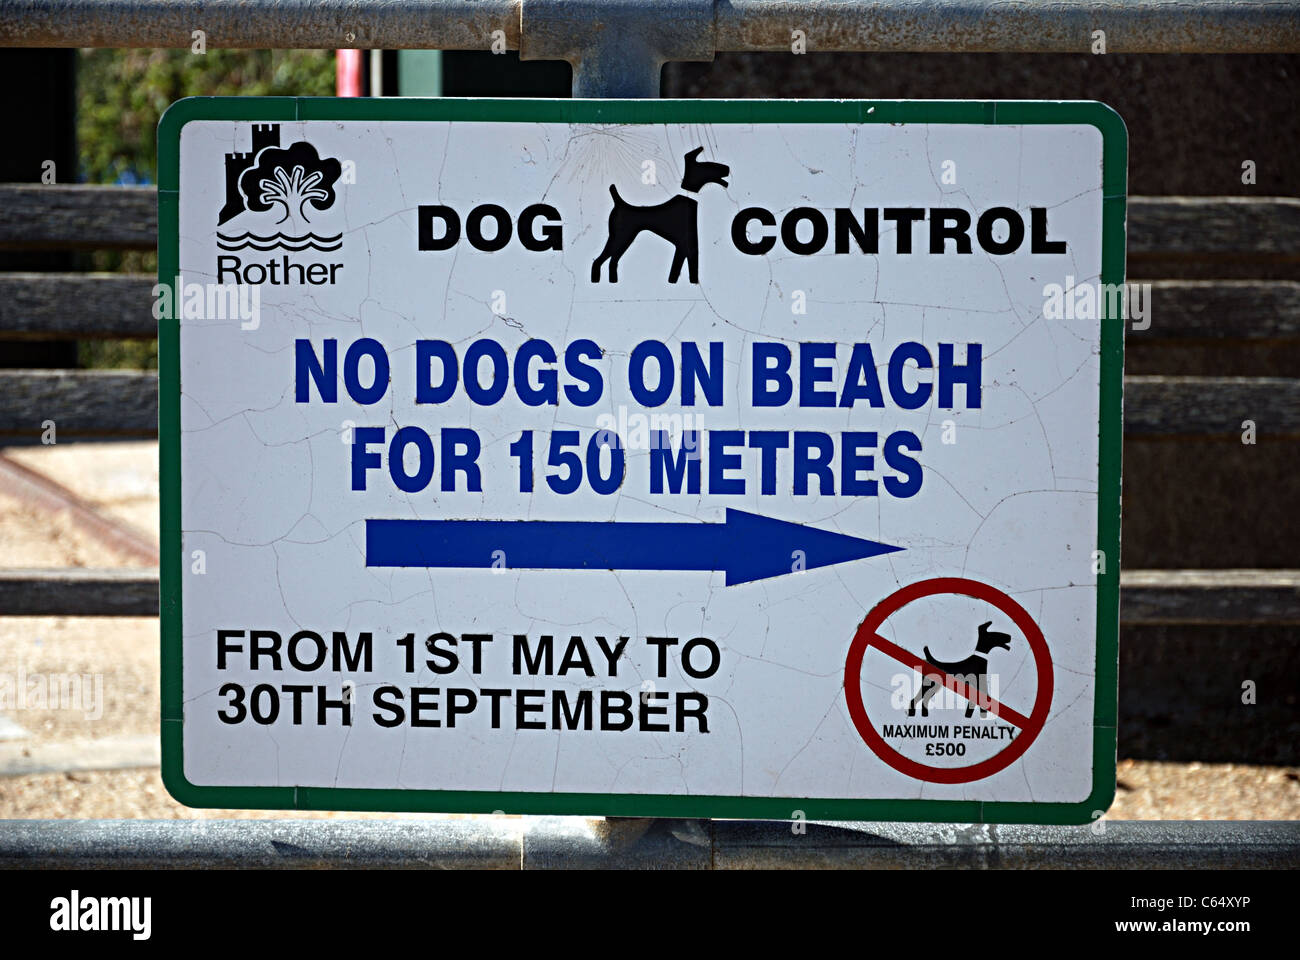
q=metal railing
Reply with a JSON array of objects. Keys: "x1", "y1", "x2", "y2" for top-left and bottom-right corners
[
  {"x1": 1, "y1": 0, "x2": 1298, "y2": 865},
  {"x1": 2, "y1": 818, "x2": 1297, "y2": 869},
  {"x1": 1, "y1": 0, "x2": 1299, "y2": 95}
]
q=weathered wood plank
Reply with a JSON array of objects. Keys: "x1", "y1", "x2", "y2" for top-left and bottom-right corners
[
  {"x1": 1124, "y1": 376, "x2": 1300, "y2": 436},
  {"x1": 0, "y1": 372, "x2": 1295, "y2": 438},
  {"x1": 1120, "y1": 569, "x2": 1300, "y2": 624},
  {"x1": 1132, "y1": 280, "x2": 1300, "y2": 340},
  {"x1": 0, "y1": 569, "x2": 159, "y2": 616},
  {"x1": 1, "y1": 275, "x2": 1296, "y2": 343},
  {"x1": 0, "y1": 736, "x2": 160, "y2": 777},
  {"x1": 3, "y1": 568, "x2": 1294, "y2": 623},
  {"x1": 1128, "y1": 196, "x2": 1300, "y2": 259},
  {"x1": 0, "y1": 184, "x2": 156, "y2": 250},
  {"x1": 0, "y1": 186, "x2": 1293, "y2": 258},
  {"x1": 0, "y1": 273, "x2": 157, "y2": 339},
  {"x1": 0, "y1": 370, "x2": 157, "y2": 438}
]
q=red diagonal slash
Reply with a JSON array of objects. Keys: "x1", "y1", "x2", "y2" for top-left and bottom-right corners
[{"x1": 870, "y1": 632, "x2": 1032, "y2": 729}]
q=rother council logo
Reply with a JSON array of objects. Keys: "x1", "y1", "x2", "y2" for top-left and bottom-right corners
[{"x1": 215, "y1": 123, "x2": 346, "y2": 287}]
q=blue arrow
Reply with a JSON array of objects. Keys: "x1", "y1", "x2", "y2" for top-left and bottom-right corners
[{"x1": 365, "y1": 509, "x2": 901, "y2": 586}]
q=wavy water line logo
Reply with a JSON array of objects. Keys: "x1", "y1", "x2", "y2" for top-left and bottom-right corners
[{"x1": 216, "y1": 230, "x2": 343, "y2": 252}]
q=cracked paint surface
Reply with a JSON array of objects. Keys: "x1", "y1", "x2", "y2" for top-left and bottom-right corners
[{"x1": 175, "y1": 117, "x2": 1106, "y2": 805}]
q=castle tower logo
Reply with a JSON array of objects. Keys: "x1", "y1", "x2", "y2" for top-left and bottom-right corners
[{"x1": 216, "y1": 124, "x2": 343, "y2": 253}]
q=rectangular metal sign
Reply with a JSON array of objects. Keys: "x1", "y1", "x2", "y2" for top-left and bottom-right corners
[{"x1": 160, "y1": 98, "x2": 1125, "y2": 823}]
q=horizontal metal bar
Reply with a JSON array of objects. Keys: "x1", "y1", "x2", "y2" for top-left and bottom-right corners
[
  {"x1": 714, "y1": 0, "x2": 1300, "y2": 54},
  {"x1": 706, "y1": 819, "x2": 1300, "y2": 870},
  {"x1": 2, "y1": 568, "x2": 1296, "y2": 623},
  {"x1": 0, "y1": 818, "x2": 524, "y2": 869},
  {"x1": 4, "y1": 371, "x2": 1296, "y2": 439},
  {"x1": 0, "y1": 818, "x2": 1294, "y2": 869},
  {"x1": 0, "y1": 0, "x2": 1297, "y2": 53},
  {"x1": 0, "y1": 0, "x2": 523, "y2": 51}
]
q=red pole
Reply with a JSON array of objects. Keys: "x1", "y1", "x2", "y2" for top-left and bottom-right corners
[{"x1": 336, "y1": 49, "x2": 363, "y2": 97}]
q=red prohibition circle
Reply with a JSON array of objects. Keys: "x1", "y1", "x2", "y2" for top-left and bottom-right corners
[{"x1": 843, "y1": 577, "x2": 1053, "y2": 785}]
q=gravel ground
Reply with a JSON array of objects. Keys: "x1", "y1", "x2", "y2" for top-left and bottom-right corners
[
  {"x1": 4, "y1": 441, "x2": 159, "y2": 546},
  {"x1": 0, "y1": 760, "x2": 1292, "y2": 821},
  {"x1": 0, "y1": 441, "x2": 1295, "y2": 822},
  {"x1": 0, "y1": 615, "x2": 156, "y2": 743},
  {"x1": 1109, "y1": 759, "x2": 1297, "y2": 820},
  {"x1": 0, "y1": 484, "x2": 143, "y2": 570},
  {"x1": 0, "y1": 768, "x2": 477, "y2": 820}
]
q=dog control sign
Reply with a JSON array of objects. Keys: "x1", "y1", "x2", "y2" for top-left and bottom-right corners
[{"x1": 159, "y1": 98, "x2": 1125, "y2": 824}]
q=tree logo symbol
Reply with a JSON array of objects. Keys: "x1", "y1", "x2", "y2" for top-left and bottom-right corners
[{"x1": 238, "y1": 140, "x2": 342, "y2": 224}]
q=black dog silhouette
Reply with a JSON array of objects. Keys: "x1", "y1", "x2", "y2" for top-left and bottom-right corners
[
  {"x1": 591, "y1": 146, "x2": 730, "y2": 284},
  {"x1": 907, "y1": 621, "x2": 1012, "y2": 719}
]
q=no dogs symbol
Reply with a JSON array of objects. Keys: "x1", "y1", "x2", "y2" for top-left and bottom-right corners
[{"x1": 844, "y1": 578, "x2": 1053, "y2": 784}]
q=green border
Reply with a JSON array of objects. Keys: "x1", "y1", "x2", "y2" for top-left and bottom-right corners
[{"x1": 158, "y1": 97, "x2": 1125, "y2": 825}]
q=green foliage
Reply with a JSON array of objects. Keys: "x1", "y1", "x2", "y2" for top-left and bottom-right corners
[
  {"x1": 78, "y1": 48, "x2": 336, "y2": 186},
  {"x1": 78, "y1": 338, "x2": 159, "y2": 370},
  {"x1": 75, "y1": 49, "x2": 334, "y2": 368}
]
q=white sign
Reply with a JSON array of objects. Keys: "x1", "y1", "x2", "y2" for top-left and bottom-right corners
[{"x1": 160, "y1": 99, "x2": 1125, "y2": 823}]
